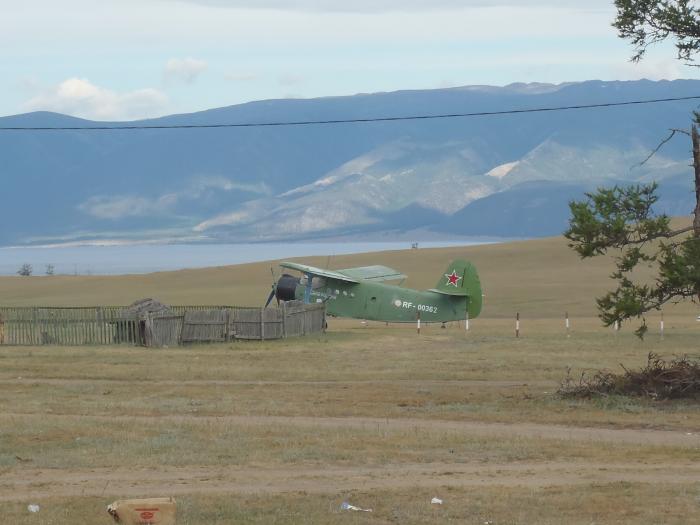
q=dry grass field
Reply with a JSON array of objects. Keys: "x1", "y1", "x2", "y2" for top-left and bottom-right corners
[{"x1": 1, "y1": 227, "x2": 699, "y2": 523}]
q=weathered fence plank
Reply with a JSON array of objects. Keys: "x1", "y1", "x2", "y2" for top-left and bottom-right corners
[
  {"x1": 181, "y1": 310, "x2": 229, "y2": 344},
  {"x1": 0, "y1": 303, "x2": 325, "y2": 346},
  {"x1": 146, "y1": 314, "x2": 184, "y2": 347}
]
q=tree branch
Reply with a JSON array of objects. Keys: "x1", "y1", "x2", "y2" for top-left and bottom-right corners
[
  {"x1": 638, "y1": 128, "x2": 689, "y2": 167},
  {"x1": 618, "y1": 226, "x2": 695, "y2": 247}
]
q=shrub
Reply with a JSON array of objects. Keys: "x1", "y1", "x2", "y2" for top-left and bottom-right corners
[{"x1": 558, "y1": 353, "x2": 700, "y2": 400}]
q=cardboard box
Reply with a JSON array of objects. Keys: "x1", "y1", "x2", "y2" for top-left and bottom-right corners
[{"x1": 107, "y1": 497, "x2": 176, "y2": 525}]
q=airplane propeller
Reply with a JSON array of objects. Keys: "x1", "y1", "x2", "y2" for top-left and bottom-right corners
[
  {"x1": 264, "y1": 286, "x2": 276, "y2": 308},
  {"x1": 264, "y1": 266, "x2": 278, "y2": 308}
]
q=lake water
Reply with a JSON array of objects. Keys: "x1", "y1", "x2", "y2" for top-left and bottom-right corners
[{"x1": 0, "y1": 240, "x2": 492, "y2": 276}]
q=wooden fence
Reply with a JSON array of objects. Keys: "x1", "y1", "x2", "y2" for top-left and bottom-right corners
[{"x1": 0, "y1": 303, "x2": 325, "y2": 347}]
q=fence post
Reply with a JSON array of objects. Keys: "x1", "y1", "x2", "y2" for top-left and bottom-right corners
[
  {"x1": 565, "y1": 311, "x2": 570, "y2": 338},
  {"x1": 31, "y1": 307, "x2": 37, "y2": 346},
  {"x1": 260, "y1": 308, "x2": 265, "y2": 341},
  {"x1": 465, "y1": 310, "x2": 469, "y2": 332},
  {"x1": 660, "y1": 312, "x2": 665, "y2": 340},
  {"x1": 145, "y1": 313, "x2": 153, "y2": 347},
  {"x1": 98, "y1": 307, "x2": 104, "y2": 344},
  {"x1": 515, "y1": 312, "x2": 520, "y2": 338},
  {"x1": 417, "y1": 311, "x2": 421, "y2": 335},
  {"x1": 282, "y1": 302, "x2": 287, "y2": 339}
]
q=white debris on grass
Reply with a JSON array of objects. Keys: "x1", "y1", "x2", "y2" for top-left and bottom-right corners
[
  {"x1": 340, "y1": 501, "x2": 372, "y2": 512},
  {"x1": 27, "y1": 504, "x2": 40, "y2": 513},
  {"x1": 431, "y1": 497, "x2": 443, "y2": 505}
]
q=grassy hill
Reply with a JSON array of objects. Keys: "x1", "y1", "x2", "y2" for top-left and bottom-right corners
[{"x1": 1, "y1": 220, "x2": 696, "y2": 320}]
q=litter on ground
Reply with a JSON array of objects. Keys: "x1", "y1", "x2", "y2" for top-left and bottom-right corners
[{"x1": 340, "y1": 501, "x2": 372, "y2": 512}]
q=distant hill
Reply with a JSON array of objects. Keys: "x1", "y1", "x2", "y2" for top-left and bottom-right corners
[{"x1": 1, "y1": 79, "x2": 699, "y2": 246}]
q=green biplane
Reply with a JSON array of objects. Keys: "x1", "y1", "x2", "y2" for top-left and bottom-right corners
[{"x1": 265, "y1": 260, "x2": 482, "y2": 324}]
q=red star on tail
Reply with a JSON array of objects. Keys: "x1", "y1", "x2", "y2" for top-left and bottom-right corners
[{"x1": 445, "y1": 270, "x2": 462, "y2": 287}]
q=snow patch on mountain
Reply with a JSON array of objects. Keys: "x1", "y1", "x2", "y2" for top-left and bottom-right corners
[
  {"x1": 486, "y1": 161, "x2": 519, "y2": 179},
  {"x1": 280, "y1": 144, "x2": 404, "y2": 198}
]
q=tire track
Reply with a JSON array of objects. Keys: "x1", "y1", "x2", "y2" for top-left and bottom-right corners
[
  {"x1": 4, "y1": 412, "x2": 699, "y2": 447},
  {"x1": 0, "y1": 378, "x2": 553, "y2": 387}
]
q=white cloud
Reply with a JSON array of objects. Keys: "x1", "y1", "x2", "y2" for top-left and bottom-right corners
[
  {"x1": 193, "y1": 210, "x2": 252, "y2": 231},
  {"x1": 3, "y1": 2, "x2": 617, "y2": 50},
  {"x1": 3, "y1": 0, "x2": 676, "y2": 117},
  {"x1": 278, "y1": 73, "x2": 304, "y2": 87},
  {"x1": 78, "y1": 194, "x2": 178, "y2": 220},
  {"x1": 23, "y1": 78, "x2": 168, "y2": 121},
  {"x1": 79, "y1": 178, "x2": 270, "y2": 221},
  {"x1": 612, "y1": 59, "x2": 686, "y2": 82},
  {"x1": 190, "y1": 175, "x2": 270, "y2": 195},
  {"x1": 164, "y1": 57, "x2": 208, "y2": 83},
  {"x1": 178, "y1": 0, "x2": 610, "y2": 12},
  {"x1": 223, "y1": 71, "x2": 258, "y2": 82}
]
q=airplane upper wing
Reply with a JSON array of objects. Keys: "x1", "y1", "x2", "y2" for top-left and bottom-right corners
[
  {"x1": 279, "y1": 262, "x2": 359, "y2": 283},
  {"x1": 279, "y1": 263, "x2": 406, "y2": 283},
  {"x1": 336, "y1": 265, "x2": 406, "y2": 282}
]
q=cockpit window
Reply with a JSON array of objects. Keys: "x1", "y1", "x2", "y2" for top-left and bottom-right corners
[{"x1": 299, "y1": 276, "x2": 326, "y2": 289}]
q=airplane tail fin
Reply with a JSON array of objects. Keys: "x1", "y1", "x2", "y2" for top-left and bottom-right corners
[{"x1": 432, "y1": 260, "x2": 483, "y2": 318}]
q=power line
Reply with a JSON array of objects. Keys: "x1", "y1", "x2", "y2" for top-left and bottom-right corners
[{"x1": 2, "y1": 94, "x2": 700, "y2": 131}]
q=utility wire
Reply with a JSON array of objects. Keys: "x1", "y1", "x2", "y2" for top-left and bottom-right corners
[{"x1": 1, "y1": 94, "x2": 700, "y2": 131}]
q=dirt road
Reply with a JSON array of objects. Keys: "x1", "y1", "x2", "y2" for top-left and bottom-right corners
[
  {"x1": 2, "y1": 461, "x2": 699, "y2": 502},
  {"x1": 6, "y1": 412, "x2": 700, "y2": 447}
]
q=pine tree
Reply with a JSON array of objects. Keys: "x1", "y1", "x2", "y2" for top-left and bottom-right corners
[{"x1": 565, "y1": 2, "x2": 700, "y2": 337}]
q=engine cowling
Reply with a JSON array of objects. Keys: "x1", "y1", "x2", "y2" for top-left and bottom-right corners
[{"x1": 275, "y1": 274, "x2": 300, "y2": 302}]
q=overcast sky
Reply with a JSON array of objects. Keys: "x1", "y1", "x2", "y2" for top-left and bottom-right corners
[{"x1": 2, "y1": 0, "x2": 697, "y2": 120}]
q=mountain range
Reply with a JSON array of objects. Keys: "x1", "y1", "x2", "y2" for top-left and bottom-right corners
[{"x1": 1, "y1": 79, "x2": 699, "y2": 246}]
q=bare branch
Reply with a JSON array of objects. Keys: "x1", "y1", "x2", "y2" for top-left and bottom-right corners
[
  {"x1": 671, "y1": 128, "x2": 692, "y2": 136},
  {"x1": 638, "y1": 128, "x2": 689, "y2": 167}
]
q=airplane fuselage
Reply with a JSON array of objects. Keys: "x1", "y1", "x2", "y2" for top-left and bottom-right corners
[{"x1": 294, "y1": 280, "x2": 469, "y2": 323}]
